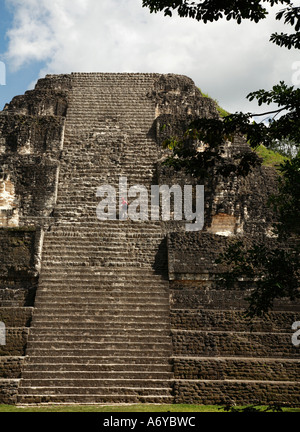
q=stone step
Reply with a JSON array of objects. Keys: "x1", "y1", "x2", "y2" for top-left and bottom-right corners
[
  {"x1": 49, "y1": 220, "x2": 164, "y2": 226},
  {"x1": 34, "y1": 292, "x2": 169, "y2": 301},
  {"x1": 24, "y1": 355, "x2": 172, "y2": 365},
  {"x1": 39, "y1": 260, "x2": 164, "y2": 268},
  {"x1": 58, "y1": 177, "x2": 155, "y2": 184},
  {"x1": 60, "y1": 158, "x2": 157, "y2": 164},
  {"x1": 44, "y1": 225, "x2": 169, "y2": 233},
  {"x1": 61, "y1": 159, "x2": 157, "y2": 165},
  {"x1": 62, "y1": 133, "x2": 155, "y2": 140},
  {"x1": 56, "y1": 184, "x2": 155, "y2": 194},
  {"x1": 56, "y1": 170, "x2": 156, "y2": 177},
  {"x1": 59, "y1": 165, "x2": 153, "y2": 171},
  {"x1": 42, "y1": 240, "x2": 162, "y2": 247},
  {"x1": 60, "y1": 159, "x2": 157, "y2": 165},
  {"x1": 25, "y1": 347, "x2": 171, "y2": 357},
  {"x1": 23, "y1": 362, "x2": 173, "y2": 372},
  {"x1": 35, "y1": 279, "x2": 168, "y2": 288},
  {"x1": 58, "y1": 174, "x2": 155, "y2": 180},
  {"x1": 64, "y1": 117, "x2": 154, "y2": 125},
  {"x1": 43, "y1": 239, "x2": 164, "y2": 246},
  {"x1": 44, "y1": 238, "x2": 163, "y2": 245},
  {"x1": 30, "y1": 318, "x2": 170, "y2": 328},
  {"x1": 27, "y1": 333, "x2": 171, "y2": 343},
  {"x1": 65, "y1": 113, "x2": 153, "y2": 118},
  {"x1": 28, "y1": 328, "x2": 171, "y2": 339},
  {"x1": 40, "y1": 253, "x2": 160, "y2": 261},
  {"x1": 42, "y1": 240, "x2": 162, "y2": 248},
  {"x1": 57, "y1": 156, "x2": 156, "y2": 163},
  {"x1": 28, "y1": 321, "x2": 170, "y2": 330},
  {"x1": 44, "y1": 228, "x2": 164, "y2": 235},
  {"x1": 61, "y1": 150, "x2": 156, "y2": 156},
  {"x1": 33, "y1": 301, "x2": 170, "y2": 310},
  {"x1": 17, "y1": 394, "x2": 174, "y2": 405},
  {"x1": 64, "y1": 118, "x2": 153, "y2": 124},
  {"x1": 41, "y1": 240, "x2": 163, "y2": 247},
  {"x1": 36, "y1": 280, "x2": 168, "y2": 288},
  {"x1": 38, "y1": 270, "x2": 167, "y2": 278},
  {"x1": 18, "y1": 378, "x2": 172, "y2": 390},
  {"x1": 65, "y1": 110, "x2": 153, "y2": 116},
  {"x1": 64, "y1": 123, "x2": 154, "y2": 128},
  {"x1": 31, "y1": 304, "x2": 170, "y2": 313},
  {"x1": 44, "y1": 226, "x2": 163, "y2": 232},
  {"x1": 40, "y1": 256, "x2": 162, "y2": 263},
  {"x1": 40, "y1": 256, "x2": 159, "y2": 263},
  {"x1": 41, "y1": 244, "x2": 161, "y2": 251},
  {"x1": 40, "y1": 262, "x2": 158, "y2": 268},
  {"x1": 56, "y1": 183, "x2": 155, "y2": 190},
  {"x1": 31, "y1": 314, "x2": 170, "y2": 323},
  {"x1": 26, "y1": 338, "x2": 171, "y2": 349},
  {"x1": 37, "y1": 273, "x2": 167, "y2": 280},
  {"x1": 61, "y1": 144, "x2": 156, "y2": 150},
  {"x1": 36, "y1": 281, "x2": 169, "y2": 289},
  {"x1": 30, "y1": 319, "x2": 170, "y2": 329},
  {"x1": 33, "y1": 299, "x2": 169, "y2": 308},
  {"x1": 35, "y1": 289, "x2": 169, "y2": 297},
  {"x1": 43, "y1": 233, "x2": 163, "y2": 240},
  {"x1": 45, "y1": 229, "x2": 165, "y2": 235},
  {"x1": 43, "y1": 247, "x2": 163, "y2": 257},
  {"x1": 21, "y1": 370, "x2": 173, "y2": 380}
]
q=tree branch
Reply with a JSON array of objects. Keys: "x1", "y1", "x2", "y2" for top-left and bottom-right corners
[{"x1": 250, "y1": 106, "x2": 288, "y2": 117}]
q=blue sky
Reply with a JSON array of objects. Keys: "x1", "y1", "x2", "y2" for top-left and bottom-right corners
[
  {"x1": 0, "y1": 0, "x2": 298, "y2": 112},
  {"x1": 0, "y1": 2, "x2": 43, "y2": 108}
]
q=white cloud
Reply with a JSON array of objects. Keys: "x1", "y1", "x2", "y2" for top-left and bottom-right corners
[{"x1": 3, "y1": 0, "x2": 299, "y2": 112}]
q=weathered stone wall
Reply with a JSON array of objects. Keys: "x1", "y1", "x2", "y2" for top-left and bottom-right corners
[
  {"x1": 173, "y1": 357, "x2": 300, "y2": 381},
  {"x1": 173, "y1": 381, "x2": 300, "y2": 405},
  {"x1": 0, "y1": 75, "x2": 69, "y2": 404},
  {"x1": 0, "y1": 229, "x2": 38, "y2": 290},
  {"x1": 0, "y1": 379, "x2": 19, "y2": 405},
  {"x1": 168, "y1": 231, "x2": 300, "y2": 405},
  {"x1": 0, "y1": 228, "x2": 38, "y2": 404},
  {"x1": 150, "y1": 75, "x2": 300, "y2": 407},
  {"x1": 3, "y1": 73, "x2": 71, "y2": 116},
  {"x1": 0, "y1": 115, "x2": 65, "y2": 227},
  {"x1": 153, "y1": 77, "x2": 279, "y2": 239},
  {"x1": 0, "y1": 72, "x2": 299, "y2": 406},
  {"x1": 0, "y1": 357, "x2": 24, "y2": 378},
  {"x1": 0, "y1": 74, "x2": 69, "y2": 230},
  {"x1": 157, "y1": 153, "x2": 278, "y2": 238}
]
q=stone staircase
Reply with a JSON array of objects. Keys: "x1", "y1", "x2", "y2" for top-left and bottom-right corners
[
  {"x1": 17, "y1": 73, "x2": 174, "y2": 404},
  {"x1": 5, "y1": 72, "x2": 298, "y2": 407}
]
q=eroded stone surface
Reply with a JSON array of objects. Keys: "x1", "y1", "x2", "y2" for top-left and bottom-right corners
[{"x1": 0, "y1": 73, "x2": 298, "y2": 406}]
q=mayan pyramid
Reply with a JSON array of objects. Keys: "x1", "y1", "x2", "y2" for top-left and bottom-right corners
[{"x1": 0, "y1": 73, "x2": 299, "y2": 406}]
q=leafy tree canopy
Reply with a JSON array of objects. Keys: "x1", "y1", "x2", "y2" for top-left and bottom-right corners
[
  {"x1": 142, "y1": 1, "x2": 300, "y2": 48},
  {"x1": 143, "y1": 0, "x2": 288, "y2": 22},
  {"x1": 143, "y1": 0, "x2": 300, "y2": 317}
]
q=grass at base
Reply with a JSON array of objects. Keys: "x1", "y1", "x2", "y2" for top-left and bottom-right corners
[{"x1": 0, "y1": 404, "x2": 300, "y2": 412}]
